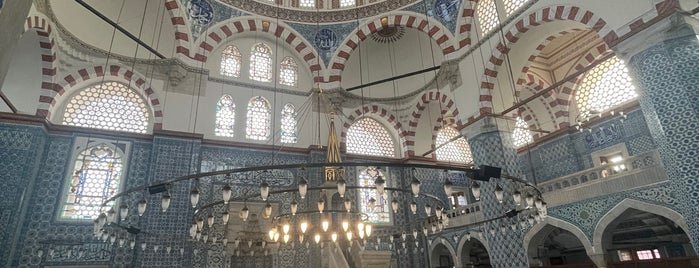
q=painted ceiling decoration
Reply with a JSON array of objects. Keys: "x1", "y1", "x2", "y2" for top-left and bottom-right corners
[
  {"x1": 370, "y1": 26, "x2": 406, "y2": 43},
  {"x1": 183, "y1": 0, "x2": 461, "y2": 68}
]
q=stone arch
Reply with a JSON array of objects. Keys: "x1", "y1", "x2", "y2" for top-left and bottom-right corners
[
  {"x1": 24, "y1": 14, "x2": 59, "y2": 117},
  {"x1": 429, "y1": 236, "x2": 459, "y2": 267},
  {"x1": 326, "y1": 11, "x2": 457, "y2": 84},
  {"x1": 477, "y1": 5, "x2": 617, "y2": 115},
  {"x1": 406, "y1": 90, "x2": 464, "y2": 157},
  {"x1": 163, "y1": 0, "x2": 193, "y2": 60},
  {"x1": 592, "y1": 199, "x2": 690, "y2": 250},
  {"x1": 456, "y1": 230, "x2": 491, "y2": 267},
  {"x1": 340, "y1": 104, "x2": 408, "y2": 158},
  {"x1": 455, "y1": 0, "x2": 476, "y2": 49},
  {"x1": 523, "y1": 217, "x2": 596, "y2": 264},
  {"x1": 43, "y1": 65, "x2": 164, "y2": 130},
  {"x1": 191, "y1": 17, "x2": 323, "y2": 82},
  {"x1": 515, "y1": 74, "x2": 554, "y2": 135}
]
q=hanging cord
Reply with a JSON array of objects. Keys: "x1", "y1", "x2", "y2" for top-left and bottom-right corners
[
  {"x1": 125, "y1": 0, "x2": 151, "y2": 93},
  {"x1": 270, "y1": 2, "x2": 281, "y2": 159},
  {"x1": 94, "y1": 1, "x2": 126, "y2": 116}
]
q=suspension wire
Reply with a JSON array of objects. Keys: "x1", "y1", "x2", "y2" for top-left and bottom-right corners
[{"x1": 94, "y1": 0, "x2": 126, "y2": 116}]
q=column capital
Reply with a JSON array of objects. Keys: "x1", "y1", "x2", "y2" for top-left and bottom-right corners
[{"x1": 615, "y1": 12, "x2": 699, "y2": 60}]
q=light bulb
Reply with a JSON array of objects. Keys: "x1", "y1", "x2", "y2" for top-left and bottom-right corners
[
  {"x1": 137, "y1": 198, "x2": 147, "y2": 217},
  {"x1": 299, "y1": 234, "x2": 304, "y2": 243},
  {"x1": 317, "y1": 198, "x2": 325, "y2": 213},
  {"x1": 337, "y1": 178, "x2": 346, "y2": 197},
  {"x1": 357, "y1": 222, "x2": 365, "y2": 235},
  {"x1": 346, "y1": 232, "x2": 353, "y2": 241},
  {"x1": 222, "y1": 211, "x2": 230, "y2": 225},
  {"x1": 342, "y1": 220, "x2": 349, "y2": 232},
  {"x1": 190, "y1": 187, "x2": 200, "y2": 208},
  {"x1": 222, "y1": 184, "x2": 232, "y2": 204},
  {"x1": 107, "y1": 208, "x2": 116, "y2": 223},
  {"x1": 322, "y1": 219, "x2": 330, "y2": 232},
  {"x1": 410, "y1": 201, "x2": 417, "y2": 215},
  {"x1": 314, "y1": 234, "x2": 321, "y2": 244},
  {"x1": 300, "y1": 220, "x2": 308, "y2": 234},
  {"x1": 207, "y1": 214, "x2": 215, "y2": 228},
  {"x1": 283, "y1": 224, "x2": 290, "y2": 234},
  {"x1": 196, "y1": 217, "x2": 204, "y2": 231},
  {"x1": 365, "y1": 224, "x2": 372, "y2": 237},
  {"x1": 283, "y1": 234, "x2": 290, "y2": 243},
  {"x1": 241, "y1": 205, "x2": 249, "y2": 221},
  {"x1": 298, "y1": 178, "x2": 307, "y2": 199},
  {"x1": 525, "y1": 193, "x2": 534, "y2": 208},
  {"x1": 119, "y1": 204, "x2": 128, "y2": 221},
  {"x1": 331, "y1": 233, "x2": 337, "y2": 243},
  {"x1": 264, "y1": 203, "x2": 272, "y2": 219},
  {"x1": 260, "y1": 180, "x2": 270, "y2": 201},
  {"x1": 161, "y1": 192, "x2": 171, "y2": 212},
  {"x1": 291, "y1": 200, "x2": 298, "y2": 215},
  {"x1": 268, "y1": 229, "x2": 276, "y2": 240},
  {"x1": 424, "y1": 204, "x2": 432, "y2": 216}
]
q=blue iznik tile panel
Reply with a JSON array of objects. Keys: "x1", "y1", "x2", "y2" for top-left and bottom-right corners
[
  {"x1": 286, "y1": 21, "x2": 360, "y2": 68},
  {"x1": 547, "y1": 182, "x2": 680, "y2": 241},
  {"x1": 402, "y1": 0, "x2": 462, "y2": 34},
  {"x1": 0, "y1": 124, "x2": 46, "y2": 266},
  {"x1": 625, "y1": 33, "x2": 699, "y2": 252},
  {"x1": 519, "y1": 109, "x2": 656, "y2": 182},
  {"x1": 183, "y1": 0, "x2": 247, "y2": 40}
]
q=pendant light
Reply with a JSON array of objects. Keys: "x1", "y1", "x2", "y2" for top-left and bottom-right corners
[
  {"x1": 138, "y1": 197, "x2": 147, "y2": 217},
  {"x1": 344, "y1": 197, "x2": 352, "y2": 212},
  {"x1": 161, "y1": 191, "x2": 171, "y2": 212},
  {"x1": 264, "y1": 203, "x2": 273, "y2": 219},
  {"x1": 443, "y1": 177, "x2": 453, "y2": 196},
  {"x1": 365, "y1": 224, "x2": 372, "y2": 237},
  {"x1": 525, "y1": 193, "x2": 534, "y2": 208},
  {"x1": 314, "y1": 234, "x2": 321, "y2": 244},
  {"x1": 317, "y1": 198, "x2": 325, "y2": 213},
  {"x1": 424, "y1": 204, "x2": 432, "y2": 216},
  {"x1": 471, "y1": 182, "x2": 481, "y2": 201},
  {"x1": 291, "y1": 200, "x2": 298, "y2": 215},
  {"x1": 207, "y1": 214, "x2": 215, "y2": 228},
  {"x1": 410, "y1": 201, "x2": 417, "y2": 215},
  {"x1": 196, "y1": 217, "x2": 204, "y2": 231},
  {"x1": 300, "y1": 220, "x2": 308, "y2": 234},
  {"x1": 374, "y1": 176, "x2": 386, "y2": 195},
  {"x1": 260, "y1": 180, "x2": 270, "y2": 201},
  {"x1": 190, "y1": 187, "x2": 200, "y2": 208},
  {"x1": 391, "y1": 198, "x2": 399, "y2": 213},
  {"x1": 119, "y1": 204, "x2": 128, "y2": 221},
  {"x1": 222, "y1": 184, "x2": 232, "y2": 204},
  {"x1": 512, "y1": 190, "x2": 522, "y2": 206},
  {"x1": 342, "y1": 220, "x2": 350, "y2": 232},
  {"x1": 337, "y1": 178, "x2": 346, "y2": 197},
  {"x1": 322, "y1": 218, "x2": 330, "y2": 232},
  {"x1": 298, "y1": 178, "x2": 308, "y2": 199},
  {"x1": 494, "y1": 184, "x2": 504, "y2": 203},
  {"x1": 222, "y1": 210, "x2": 230, "y2": 225},
  {"x1": 411, "y1": 177, "x2": 421, "y2": 197},
  {"x1": 241, "y1": 205, "x2": 249, "y2": 221}
]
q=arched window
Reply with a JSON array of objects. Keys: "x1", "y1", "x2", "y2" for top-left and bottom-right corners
[
  {"x1": 215, "y1": 95, "x2": 236, "y2": 137},
  {"x1": 61, "y1": 143, "x2": 124, "y2": 220},
  {"x1": 246, "y1": 96, "x2": 271, "y2": 140},
  {"x1": 477, "y1": 0, "x2": 499, "y2": 34},
  {"x1": 435, "y1": 126, "x2": 473, "y2": 164},
  {"x1": 280, "y1": 103, "x2": 297, "y2": 143},
  {"x1": 576, "y1": 56, "x2": 638, "y2": 119},
  {"x1": 220, "y1": 45, "x2": 241, "y2": 77},
  {"x1": 346, "y1": 117, "x2": 395, "y2": 158},
  {"x1": 358, "y1": 167, "x2": 390, "y2": 224},
  {"x1": 62, "y1": 81, "x2": 150, "y2": 133},
  {"x1": 249, "y1": 43, "x2": 273, "y2": 82},
  {"x1": 512, "y1": 117, "x2": 533, "y2": 148},
  {"x1": 504, "y1": 0, "x2": 528, "y2": 16},
  {"x1": 279, "y1": 56, "x2": 298, "y2": 87}
]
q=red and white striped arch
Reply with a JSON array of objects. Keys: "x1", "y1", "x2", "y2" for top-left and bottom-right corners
[
  {"x1": 455, "y1": 0, "x2": 476, "y2": 49},
  {"x1": 340, "y1": 104, "x2": 409, "y2": 158},
  {"x1": 192, "y1": 17, "x2": 324, "y2": 82},
  {"x1": 38, "y1": 65, "x2": 164, "y2": 130},
  {"x1": 24, "y1": 15, "x2": 59, "y2": 118},
  {"x1": 326, "y1": 12, "x2": 458, "y2": 85},
  {"x1": 405, "y1": 90, "x2": 464, "y2": 157},
  {"x1": 477, "y1": 6, "x2": 617, "y2": 115},
  {"x1": 164, "y1": 0, "x2": 194, "y2": 59},
  {"x1": 516, "y1": 74, "x2": 554, "y2": 134}
]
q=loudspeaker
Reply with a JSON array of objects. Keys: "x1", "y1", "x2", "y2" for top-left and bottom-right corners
[{"x1": 479, "y1": 165, "x2": 502, "y2": 179}]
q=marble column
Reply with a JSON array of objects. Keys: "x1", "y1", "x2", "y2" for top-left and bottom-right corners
[
  {"x1": 466, "y1": 118, "x2": 528, "y2": 268},
  {"x1": 616, "y1": 12, "x2": 699, "y2": 253}
]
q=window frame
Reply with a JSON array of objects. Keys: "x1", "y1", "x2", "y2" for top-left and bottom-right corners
[
  {"x1": 220, "y1": 45, "x2": 242, "y2": 78},
  {"x1": 356, "y1": 166, "x2": 393, "y2": 225},
  {"x1": 346, "y1": 117, "x2": 398, "y2": 158},
  {"x1": 435, "y1": 125, "x2": 474, "y2": 164},
  {"x1": 280, "y1": 103, "x2": 297, "y2": 144},
  {"x1": 215, "y1": 94, "x2": 237, "y2": 137},
  {"x1": 249, "y1": 42, "x2": 274, "y2": 82},
  {"x1": 57, "y1": 138, "x2": 130, "y2": 222},
  {"x1": 245, "y1": 96, "x2": 272, "y2": 141}
]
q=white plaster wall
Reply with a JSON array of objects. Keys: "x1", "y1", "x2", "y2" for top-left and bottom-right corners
[{"x1": 0, "y1": 33, "x2": 43, "y2": 115}]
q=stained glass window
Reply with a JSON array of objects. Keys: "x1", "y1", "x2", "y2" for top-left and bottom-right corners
[
  {"x1": 62, "y1": 82, "x2": 149, "y2": 133},
  {"x1": 280, "y1": 103, "x2": 297, "y2": 143},
  {"x1": 504, "y1": 0, "x2": 528, "y2": 15},
  {"x1": 512, "y1": 117, "x2": 533, "y2": 148},
  {"x1": 435, "y1": 126, "x2": 473, "y2": 164},
  {"x1": 279, "y1": 56, "x2": 298, "y2": 87},
  {"x1": 346, "y1": 117, "x2": 395, "y2": 157},
  {"x1": 576, "y1": 56, "x2": 637, "y2": 119},
  {"x1": 300, "y1": 0, "x2": 314, "y2": 8},
  {"x1": 215, "y1": 95, "x2": 236, "y2": 137},
  {"x1": 358, "y1": 167, "x2": 390, "y2": 224},
  {"x1": 221, "y1": 45, "x2": 241, "y2": 77},
  {"x1": 61, "y1": 144, "x2": 124, "y2": 220},
  {"x1": 246, "y1": 96, "x2": 271, "y2": 140},
  {"x1": 340, "y1": 0, "x2": 355, "y2": 7},
  {"x1": 249, "y1": 43, "x2": 273, "y2": 82},
  {"x1": 477, "y1": 0, "x2": 499, "y2": 34}
]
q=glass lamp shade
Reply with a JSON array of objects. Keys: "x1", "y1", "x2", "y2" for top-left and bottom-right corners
[
  {"x1": 535, "y1": 197, "x2": 543, "y2": 210},
  {"x1": 322, "y1": 219, "x2": 330, "y2": 232},
  {"x1": 283, "y1": 234, "x2": 290, "y2": 243},
  {"x1": 424, "y1": 204, "x2": 432, "y2": 216},
  {"x1": 357, "y1": 222, "x2": 365, "y2": 235},
  {"x1": 494, "y1": 184, "x2": 504, "y2": 203},
  {"x1": 422, "y1": 227, "x2": 428, "y2": 236},
  {"x1": 241, "y1": 205, "x2": 249, "y2": 221},
  {"x1": 248, "y1": 240, "x2": 253, "y2": 248},
  {"x1": 317, "y1": 198, "x2": 325, "y2": 213},
  {"x1": 299, "y1": 234, "x2": 304, "y2": 243},
  {"x1": 268, "y1": 229, "x2": 276, "y2": 240},
  {"x1": 410, "y1": 201, "x2": 417, "y2": 215},
  {"x1": 234, "y1": 238, "x2": 240, "y2": 248},
  {"x1": 342, "y1": 220, "x2": 349, "y2": 232},
  {"x1": 260, "y1": 181, "x2": 270, "y2": 201},
  {"x1": 119, "y1": 204, "x2": 128, "y2": 221},
  {"x1": 411, "y1": 177, "x2": 421, "y2": 197},
  {"x1": 471, "y1": 182, "x2": 481, "y2": 201},
  {"x1": 298, "y1": 178, "x2": 308, "y2": 199},
  {"x1": 374, "y1": 176, "x2": 386, "y2": 195},
  {"x1": 368, "y1": 197, "x2": 376, "y2": 211},
  {"x1": 137, "y1": 198, "x2": 147, "y2": 217},
  {"x1": 222, "y1": 238, "x2": 228, "y2": 246},
  {"x1": 274, "y1": 232, "x2": 280, "y2": 242},
  {"x1": 331, "y1": 233, "x2": 338, "y2": 243},
  {"x1": 264, "y1": 203, "x2": 273, "y2": 219},
  {"x1": 190, "y1": 187, "x2": 200, "y2": 208},
  {"x1": 401, "y1": 232, "x2": 406, "y2": 241},
  {"x1": 443, "y1": 178, "x2": 453, "y2": 196},
  {"x1": 365, "y1": 224, "x2": 372, "y2": 237},
  {"x1": 391, "y1": 199, "x2": 399, "y2": 213},
  {"x1": 412, "y1": 229, "x2": 418, "y2": 239},
  {"x1": 196, "y1": 217, "x2": 204, "y2": 230},
  {"x1": 525, "y1": 193, "x2": 534, "y2": 208},
  {"x1": 283, "y1": 224, "x2": 290, "y2": 234},
  {"x1": 346, "y1": 232, "x2": 353, "y2": 241},
  {"x1": 300, "y1": 221, "x2": 308, "y2": 234},
  {"x1": 337, "y1": 179, "x2": 346, "y2": 197},
  {"x1": 344, "y1": 197, "x2": 352, "y2": 212},
  {"x1": 314, "y1": 234, "x2": 321, "y2": 244},
  {"x1": 161, "y1": 192, "x2": 171, "y2": 212},
  {"x1": 435, "y1": 207, "x2": 443, "y2": 218},
  {"x1": 466, "y1": 232, "x2": 471, "y2": 241},
  {"x1": 107, "y1": 208, "x2": 116, "y2": 223},
  {"x1": 262, "y1": 240, "x2": 266, "y2": 248},
  {"x1": 291, "y1": 200, "x2": 298, "y2": 215},
  {"x1": 141, "y1": 242, "x2": 147, "y2": 251},
  {"x1": 512, "y1": 190, "x2": 522, "y2": 206},
  {"x1": 222, "y1": 184, "x2": 232, "y2": 204},
  {"x1": 358, "y1": 229, "x2": 365, "y2": 239},
  {"x1": 207, "y1": 214, "x2": 215, "y2": 228}
]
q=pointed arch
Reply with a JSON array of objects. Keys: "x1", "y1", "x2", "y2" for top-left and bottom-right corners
[
  {"x1": 345, "y1": 117, "x2": 396, "y2": 158},
  {"x1": 523, "y1": 217, "x2": 595, "y2": 261},
  {"x1": 406, "y1": 90, "x2": 463, "y2": 157},
  {"x1": 429, "y1": 236, "x2": 460, "y2": 267},
  {"x1": 24, "y1": 14, "x2": 59, "y2": 118},
  {"x1": 341, "y1": 104, "x2": 407, "y2": 158},
  {"x1": 435, "y1": 126, "x2": 474, "y2": 164},
  {"x1": 456, "y1": 231, "x2": 491, "y2": 268},
  {"x1": 592, "y1": 199, "x2": 690, "y2": 249},
  {"x1": 249, "y1": 42, "x2": 273, "y2": 82},
  {"x1": 220, "y1": 45, "x2": 241, "y2": 77},
  {"x1": 279, "y1": 56, "x2": 298, "y2": 87}
]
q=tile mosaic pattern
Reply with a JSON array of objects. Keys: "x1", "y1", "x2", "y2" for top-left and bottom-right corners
[{"x1": 626, "y1": 33, "x2": 699, "y2": 252}]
